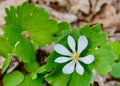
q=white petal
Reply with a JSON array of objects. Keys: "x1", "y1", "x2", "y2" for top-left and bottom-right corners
[
  {"x1": 79, "y1": 55, "x2": 94, "y2": 64},
  {"x1": 77, "y1": 36, "x2": 88, "y2": 54},
  {"x1": 55, "y1": 57, "x2": 72, "y2": 63},
  {"x1": 62, "y1": 61, "x2": 75, "y2": 74},
  {"x1": 76, "y1": 61, "x2": 84, "y2": 75},
  {"x1": 54, "y1": 44, "x2": 71, "y2": 56},
  {"x1": 67, "y1": 35, "x2": 76, "y2": 52}
]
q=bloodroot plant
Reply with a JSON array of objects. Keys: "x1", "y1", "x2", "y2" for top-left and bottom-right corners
[
  {"x1": 0, "y1": 2, "x2": 116, "y2": 86},
  {"x1": 54, "y1": 35, "x2": 95, "y2": 75}
]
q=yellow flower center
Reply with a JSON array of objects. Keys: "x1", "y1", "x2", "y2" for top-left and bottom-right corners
[{"x1": 70, "y1": 52, "x2": 79, "y2": 61}]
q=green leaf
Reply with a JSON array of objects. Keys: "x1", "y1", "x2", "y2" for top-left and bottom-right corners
[
  {"x1": 5, "y1": 6, "x2": 17, "y2": 26},
  {"x1": 46, "y1": 66, "x2": 71, "y2": 86},
  {"x1": 36, "y1": 65, "x2": 46, "y2": 74},
  {"x1": 91, "y1": 23, "x2": 101, "y2": 32},
  {"x1": 0, "y1": 37, "x2": 12, "y2": 58},
  {"x1": 88, "y1": 44, "x2": 115, "y2": 75},
  {"x1": 0, "y1": 36, "x2": 12, "y2": 73},
  {"x1": 14, "y1": 37, "x2": 36, "y2": 63},
  {"x1": 3, "y1": 26, "x2": 22, "y2": 46},
  {"x1": 30, "y1": 72, "x2": 37, "y2": 80},
  {"x1": 110, "y1": 63, "x2": 120, "y2": 78},
  {"x1": 28, "y1": 19, "x2": 58, "y2": 46},
  {"x1": 108, "y1": 41, "x2": 120, "y2": 59},
  {"x1": 24, "y1": 61, "x2": 39, "y2": 72},
  {"x1": 20, "y1": 74, "x2": 44, "y2": 86},
  {"x1": 69, "y1": 66, "x2": 93, "y2": 86},
  {"x1": 2, "y1": 56, "x2": 11, "y2": 73},
  {"x1": 3, "y1": 71, "x2": 24, "y2": 86},
  {"x1": 24, "y1": 61, "x2": 39, "y2": 79},
  {"x1": 3, "y1": 2, "x2": 71, "y2": 65},
  {"x1": 45, "y1": 51, "x2": 60, "y2": 71},
  {"x1": 56, "y1": 22, "x2": 71, "y2": 36},
  {"x1": 5, "y1": 2, "x2": 58, "y2": 46},
  {"x1": 3, "y1": 26, "x2": 36, "y2": 63}
]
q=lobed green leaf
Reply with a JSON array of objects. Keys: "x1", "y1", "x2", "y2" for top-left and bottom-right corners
[{"x1": 4, "y1": 2, "x2": 58, "y2": 46}]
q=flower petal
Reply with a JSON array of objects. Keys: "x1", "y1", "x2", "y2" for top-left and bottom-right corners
[
  {"x1": 76, "y1": 61, "x2": 84, "y2": 75},
  {"x1": 55, "y1": 57, "x2": 72, "y2": 63},
  {"x1": 77, "y1": 36, "x2": 88, "y2": 54},
  {"x1": 68, "y1": 35, "x2": 76, "y2": 52},
  {"x1": 79, "y1": 55, "x2": 94, "y2": 64},
  {"x1": 62, "y1": 61, "x2": 75, "y2": 74},
  {"x1": 54, "y1": 44, "x2": 71, "y2": 56}
]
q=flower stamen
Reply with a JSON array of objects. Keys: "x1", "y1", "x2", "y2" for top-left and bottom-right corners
[{"x1": 70, "y1": 52, "x2": 79, "y2": 61}]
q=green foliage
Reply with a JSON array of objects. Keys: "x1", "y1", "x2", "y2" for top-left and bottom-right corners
[
  {"x1": 3, "y1": 2, "x2": 69, "y2": 64},
  {"x1": 46, "y1": 65, "x2": 93, "y2": 86},
  {"x1": 109, "y1": 41, "x2": 120, "y2": 78},
  {"x1": 45, "y1": 24, "x2": 115, "y2": 86},
  {"x1": 69, "y1": 70, "x2": 93, "y2": 86},
  {"x1": 56, "y1": 22, "x2": 71, "y2": 36},
  {"x1": 45, "y1": 66, "x2": 71, "y2": 86},
  {"x1": 3, "y1": 71, "x2": 24, "y2": 86},
  {"x1": 20, "y1": 74, "x2": 44, "y2": 86},
  {"x1": 36, "y1": 65, "x2": 46, "y2": 73},
  {"x1": 110, "y1": 63, "x2": 120, "y2": 78},
  {"x1": 24, "y1": 61, "x2": 39, "y2": 79},
  {"x1": 4, "y1": 2, "x2": 58, "y2": 46},
  {"x1": 0, "y1": 37, "x2": 12, "y2": 73},
  {"x1": 0, "y1": 37, "x2": 12, "y2": 58},
  {"x1": 109, "y1": 41, "x2": 120, "y2": 60},
  {"x1": 14, "y1": 37, "x2": 36, "y2": 63},
  {"x1": 24, "y1": 61, "x2": 39, "y2": 73},
  {"x1": 3, "y1": 26, "x2": 36, "y2": 63}
]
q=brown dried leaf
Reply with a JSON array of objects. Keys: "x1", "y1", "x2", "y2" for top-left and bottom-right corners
[
  {"x1": 93, "y1": 70, "x2": 105, "y2": 86},
  {"x1": 90, "y1": 4, "x2": 117, "y2": 28},
  {"x1": 42, "y1": 5, "x2": 77, "y2": 23},
  {"x1": 95, "y1": 0, "x2": 113, "y2": 13},
  {"x1": 104, "y1": 81, "x2": 118, "y2": 86},
  {"x1": 69, "y1": 0, "x2": 90, "y2": 14}
]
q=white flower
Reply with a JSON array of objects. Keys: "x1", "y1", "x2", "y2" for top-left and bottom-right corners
[{"x1": 54, "y1": 35, "x2": 94, "y2": 75}]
